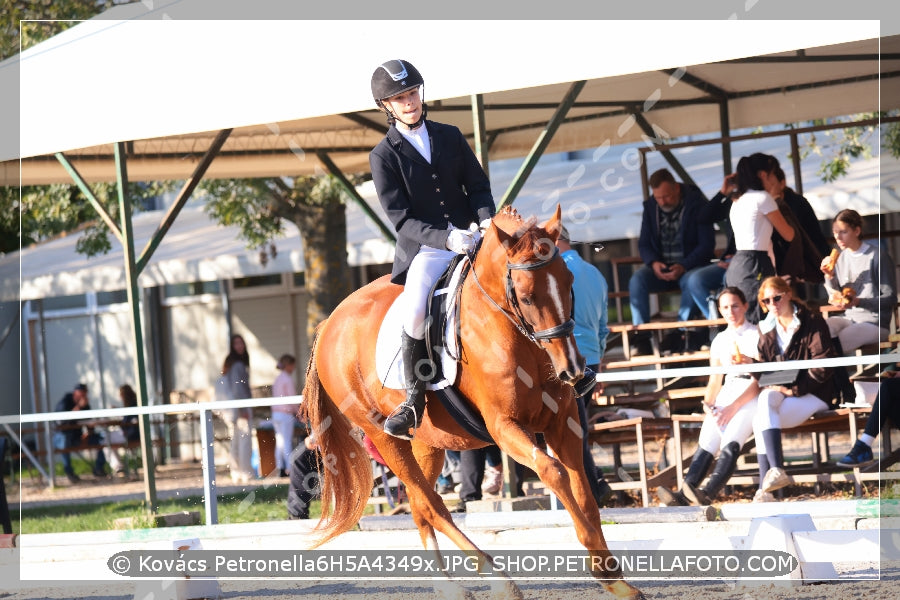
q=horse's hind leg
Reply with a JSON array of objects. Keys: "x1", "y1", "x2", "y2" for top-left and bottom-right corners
[{"x1": 498, "y1": 420, "x2": 645, "y2": 600}]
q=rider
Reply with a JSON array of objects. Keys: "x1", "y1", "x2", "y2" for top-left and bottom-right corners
[{"x1": 369, "y1": 59, "x2": 495, "y2": 440}]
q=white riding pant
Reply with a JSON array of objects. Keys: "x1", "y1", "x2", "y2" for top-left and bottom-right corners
[
  {"x1": 698, "y1": 377, "x2": 757, "y2": 454},
  {"x1": 271, "y1": 412, "x2": 296, "y2": 470},
  {"x1": 401, "y1": 245, "x2": 457, "y2": 339},
  {"x1": 753, "y1": 388, "x2": 828, "y2": 454},
  {"x1": 826, "y1": 317, "x2": 887, "y2": 352}
]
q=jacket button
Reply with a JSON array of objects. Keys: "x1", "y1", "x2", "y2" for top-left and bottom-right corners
[
  {"x1": 444, "y1": 213, "x2": 450, "y2": 218},
  {"x1": 435, "y1": 188, "x2": 440, "y2": 193},
  {"x1": 439, "y1": 201, "x2": 445, "y2": 206},
  {"x1": 432, "y1": 174, "x2": 438, "y2": 179}
]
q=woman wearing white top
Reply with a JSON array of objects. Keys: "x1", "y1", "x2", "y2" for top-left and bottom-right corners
[
  {"x1": 657, "y1": 287, "x2": 760, "y2": 506},
  {"x1": 271, "y1": 354, "x2": 300, "y2": 478},
  {"x1": 724, "y1": 153, "x2": 795, "y2": 324}
]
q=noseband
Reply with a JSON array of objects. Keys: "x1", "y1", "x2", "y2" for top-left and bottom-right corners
[{"x1": 470, "y1": 243, "x2": 575, "y2": 346}]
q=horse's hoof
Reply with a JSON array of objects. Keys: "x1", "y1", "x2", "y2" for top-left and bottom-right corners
[{"x1": 605, "y1": 579, "x2": 645, "y2": 599}]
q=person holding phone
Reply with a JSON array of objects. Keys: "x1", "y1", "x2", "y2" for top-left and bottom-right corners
[{"x1": 749, "y1": 276, "x2": 836, "y2": 502}]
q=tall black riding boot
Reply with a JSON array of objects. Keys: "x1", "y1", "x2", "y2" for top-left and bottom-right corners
[
  {"x1": 384, "y1": 331, "x2": 431, "y2": 440},
  {"x1": 685, "y1": 442, "x2": 741, "y2": 505},
  {"x1": 657, "y1": 448, "x2": 714, "y2": 506},
  {"x1": 830, "y1": 337, "x2": 856, "y2": 403}
]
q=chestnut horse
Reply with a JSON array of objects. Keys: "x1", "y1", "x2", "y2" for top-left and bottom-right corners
[{"x1": 303, "y1": 205, "x2": 644, "y2": 600}]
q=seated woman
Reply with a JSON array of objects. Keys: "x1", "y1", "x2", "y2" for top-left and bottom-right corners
[
  {"x1": 821, "y1": 208, "x2": 897, "y2": 353},
  {"x1": 751, "y1": 276, "x2": 837, "y2": 503},
  {"x1": 657, "y1": 287, "x2": 760, "y2": 506},
  {"x1": 104, "y1": 384, "x2": 141, "y2": 476}
]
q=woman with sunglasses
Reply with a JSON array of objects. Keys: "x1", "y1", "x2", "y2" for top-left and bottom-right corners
[
  {"x1": 656, "y1": 287, "x2": 760, "y2": 506},
  {"x1": 724, "y1": 153, "x2": 795, "y2": 324},
  {"x1": 750, "y1": 276, "x2": 837, "y2": 502}
]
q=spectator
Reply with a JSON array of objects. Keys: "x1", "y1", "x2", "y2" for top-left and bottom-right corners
[
  {"x1": 369, "y1": 59, "x2": 495, "y2": 439},
  {"x1": 457, "y1": 445, "x2": 503, "y2": 510},
  {"x1": 724, "y1": 154, "x2": 795, "y2": 324},
  {"x1": 53, "y1": 383, "x2": 108, "y2": 483},
  {"x1": 750, "y1": 276, "x2": 836, "y2": 503},
  {"x1": 287, "y1": 432, "x2": 322, "y2": 520},
  {"x1": 557, "y1": 224, "x2": 614, "y2": 506},
  {"x1": 837, "y1": 372, "x2": 900, "y2": 467},
  {"x1": 657, "y1": 287, "x2": 760, "y2": 506},
  {"x1": 218, "y1": 333, "x2": 254, "y2": 484},
  {"x1": 436, "y1": 449, "x2": 461, "y2": 494},
  {"x1": 768, "y1": 164, "x2": 831, "y2": 258},
  {"x1": 271, "y1": 353, "x2": 301, "y2": 478},
  {"x1": 689, "y1": 174, "x2": 738, "y2": 318},
  {"x1": 629, "y1": 168, "x2": 715, "y2": 354},
  {"x1": 104, "y1": 383, "x2": 141, "y2": 477},
  {"x1": 821, "y1": 209, "x2": 897, "y2": 353}
]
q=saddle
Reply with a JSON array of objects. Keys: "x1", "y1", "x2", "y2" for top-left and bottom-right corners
[{"x1": 374, "y1": 254, "x2": 494, "y2": 444}]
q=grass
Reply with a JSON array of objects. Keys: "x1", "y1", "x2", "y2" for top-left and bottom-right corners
[{"x1": 12, "y1": 485, "x2": 329, "y2": 535}]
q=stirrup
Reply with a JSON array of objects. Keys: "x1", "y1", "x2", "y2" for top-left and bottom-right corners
[{"x1": 384, "y1": 403, "x2": 420, "y2": 440}]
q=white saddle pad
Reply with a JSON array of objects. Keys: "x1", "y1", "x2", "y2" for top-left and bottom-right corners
[{"x1": 375, "y1": 259, "x2": 468, "y2": 390}]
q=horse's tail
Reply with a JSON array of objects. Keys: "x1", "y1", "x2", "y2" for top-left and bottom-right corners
[{"x1": 301, "y1": 320, "x2": 372, "y2": 549}]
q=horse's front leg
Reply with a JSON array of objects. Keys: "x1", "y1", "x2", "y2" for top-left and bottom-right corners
[{"x1": 495, "y1": 418, "x2": 645, "y2": 600}]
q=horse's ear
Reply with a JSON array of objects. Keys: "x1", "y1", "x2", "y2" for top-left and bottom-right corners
[
  {"x1": 542, "y1": 204, "x2": 563, "y2": 242},
  {"x1": 491, "y1": 220, "x2": 514, "y2": 249}
]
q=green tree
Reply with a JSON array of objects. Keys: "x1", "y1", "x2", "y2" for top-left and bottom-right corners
[{"x1": 794, "y1": 112, "x2": 900, "y2": 182}]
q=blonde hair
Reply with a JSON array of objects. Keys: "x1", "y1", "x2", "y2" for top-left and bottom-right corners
[{"x1": 757, "y1": 276, "x2": 807, "y2": 313}]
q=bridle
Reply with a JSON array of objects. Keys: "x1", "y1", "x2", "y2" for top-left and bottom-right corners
[{"x1": 468, "y1": 241, "x2": 576, "y2": 346}]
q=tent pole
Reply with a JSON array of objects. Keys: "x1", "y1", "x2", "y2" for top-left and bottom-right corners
[
  {"x1": 115, "y1": 142, "x2": 158, "y2": 513},
  {"x1": 631, "y1": 112, "x2": 701, "y2": 193},
  {"x1": 498, "y1": 80, "x2": 586, "y2": 211},
  {"x1": 55, "y1": 152, "x2": 123, "y2": 245},
  {"x1": 316, "y1": 151, "x2": 396, "y2": 244},
  {"x1": 471, "y1": 94, "x2": 490, "y2": 178}
]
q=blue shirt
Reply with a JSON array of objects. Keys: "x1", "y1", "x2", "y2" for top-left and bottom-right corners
[{"x1": 561, "y1": 249, "x2": 609, "y2": 365}]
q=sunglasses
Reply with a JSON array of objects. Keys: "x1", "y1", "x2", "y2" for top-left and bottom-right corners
[{"x1": 760, "y1": 294, "x2": 784, "y2": 306}]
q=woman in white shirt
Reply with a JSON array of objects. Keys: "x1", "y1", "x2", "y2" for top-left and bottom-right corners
[
  {"x1": 657, "y1": 287, "x2": 760, "y2": 506},
  {"x1": 724, "y1": 153, "x2": 795, "y2": 324}
]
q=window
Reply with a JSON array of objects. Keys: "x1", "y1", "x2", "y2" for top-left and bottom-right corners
[{"x1": 164, "y1": 281, "x2": 221, "y2": 298}]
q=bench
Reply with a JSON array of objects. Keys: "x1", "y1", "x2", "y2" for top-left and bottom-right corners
[
  {"x1": 588, "y1": 416, "x2": 675, "y2": 507},
  {"x1": 669, "y1": 407, "x2": 893, "y2": 499}
]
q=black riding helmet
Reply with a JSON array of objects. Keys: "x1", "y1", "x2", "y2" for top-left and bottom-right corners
[{"x1": 371, "y1": 59, "x2": 427, "y2": 127}]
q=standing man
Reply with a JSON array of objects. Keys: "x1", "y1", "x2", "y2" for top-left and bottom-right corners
[
  {"x1": 628, "y1": 168, "x2": 715, "y2": 354},
  {"x1": 54, "y1": 383, "x2": 108, "y2": 482},
  {"x1": 557, "y1": 225, "x2": 614, "y2": 507}
]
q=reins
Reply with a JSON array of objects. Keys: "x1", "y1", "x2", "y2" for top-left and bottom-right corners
[{"x1": 466, "y1": 239, "x2": 575, "y2": 346}]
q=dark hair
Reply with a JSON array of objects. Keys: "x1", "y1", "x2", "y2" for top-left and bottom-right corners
[
  {"x1": 772, "y1": 165, "x2": 786, "y2": 183},
  {"x1": 648, "y1": 168, "x2": 676, "y2": 189},
  {"x1": 223, "y1": 334, "x2": 250, "y2": 375},
  {"x1": 716, "y1": 286, "x2": 747, "y2": 305},
  {"x1": 833, "y1": 208, "x2": 863, "y2": 232},
  {"x1": 277, "y1": 353, "x2": 296, "y2": 370},
  {"x1": 735, "y1": 153, "x2": 778, "y2": 196},
  {"x1": 74, "y1": 383, "x2": 88, "y2": 393},
  {"x1": 119, "y1": 384, "x2": 138, "y2": 408}
]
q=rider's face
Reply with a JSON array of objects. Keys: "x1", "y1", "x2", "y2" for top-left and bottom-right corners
[{"x1": 384, "y1": 87, "x2": 422, "y2": 127}]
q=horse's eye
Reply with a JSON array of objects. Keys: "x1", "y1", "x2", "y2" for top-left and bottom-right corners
[{"x1": 520, "y1": 296, "x2": 533, "y2": 306}]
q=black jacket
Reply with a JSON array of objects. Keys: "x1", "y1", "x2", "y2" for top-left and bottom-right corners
[
  {"x1": 637, "y1": 183, "x2": 715, "y2": 272},
  {"x1": 755, "y1": 304, "x2": 837, "y2": 405},
  {"x1": 370, "y1": 120, "x2": 495, "y2": 285}
]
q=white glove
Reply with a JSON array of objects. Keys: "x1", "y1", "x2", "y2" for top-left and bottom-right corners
[
  {"x1": 479, "y1": 218, "x2": 492, "y2": 231},
  {"x1": 468, "y1": 222, "x2": 482, "y2": 243},
  {"x1": 446, "y1": 228, "x2": 476, "y2": 254}
]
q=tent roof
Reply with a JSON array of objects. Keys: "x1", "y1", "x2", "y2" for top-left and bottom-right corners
[{"x1": 2, "y1": 18, "x2": 897, "y2": 185}]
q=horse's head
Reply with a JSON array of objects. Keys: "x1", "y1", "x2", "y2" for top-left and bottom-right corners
[{"x1": 481, "y1": 204, "x2": 586, "y2": 386}]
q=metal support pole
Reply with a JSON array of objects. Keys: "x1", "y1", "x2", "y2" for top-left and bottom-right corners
[
  {"x1": 316, "y1": 151, "x2": 396, "y2": 243},
  {"x1": 199, "y1": 407, "x2": 218, "y2": 525},
  {"x1": 115, "y1": 142, "x2": 158, "y2": 513},
  {"x1": 471, "y1": 93, "x2": 490, "y2": 177},
  {"x1": 498, "y1": 80, "x2": 586, "y2": 211},
  {"x1": 718, "y1": 100, "x2": 732, "y2": 174},
  {"x1": 790, "y1": 131, "x2": 804, "y2": 196}
]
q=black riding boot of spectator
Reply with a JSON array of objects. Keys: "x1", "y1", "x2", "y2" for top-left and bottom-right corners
[
  {"x1": 657, "y1": 448, "x2": 714, "y2": 507},
  {"x1": 830, "y1": 337, "x2": 857, "y2": 403},
  {"x1": 685, "y1": 442, "x2": 741, "y2": 505},
  {"x1": 384, "y1": 331, "x2": 430, "y2": 440}
]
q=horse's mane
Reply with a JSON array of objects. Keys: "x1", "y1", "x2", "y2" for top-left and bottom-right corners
[{"x1": 492, "y1": 206, "x2": 554, "y2": 263}]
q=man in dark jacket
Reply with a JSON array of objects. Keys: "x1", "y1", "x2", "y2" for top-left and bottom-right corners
[
  {"x1": 628, "y1": 169, "x2": 715, "y2": 351},
  {"x1": 54, "y1": 383, "x2": 108, "y2": 482}
]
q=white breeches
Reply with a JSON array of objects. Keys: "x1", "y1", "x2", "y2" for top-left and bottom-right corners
[
  {"x1": 401, "y1": 245, "x2": 457, "y2": 339},
  {"x1": 697, "y1": 377, "x2": 757, "y2": 454},
  {"x1": 826, "y1": 317, "x2": 887, "y2": 352},
  {"x1": 753, "y1": 388, "x2": 828, "y2": 454}
]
